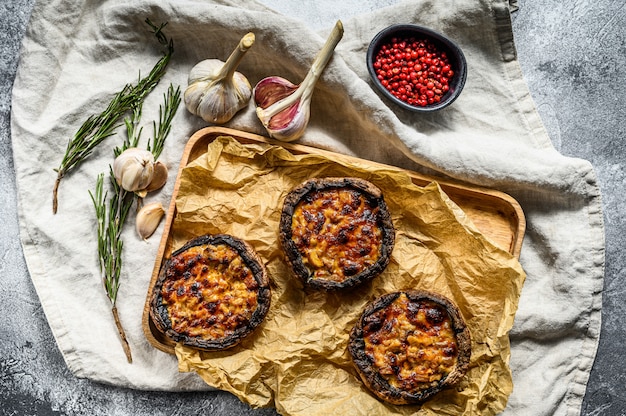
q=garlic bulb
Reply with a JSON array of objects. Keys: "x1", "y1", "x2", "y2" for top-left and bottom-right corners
[
  {"x1": 113, "y1": 147, "x2": 155, "y2": 192},
  {"x1": 136, "y1": 202, "x2": 165, "y2": 240},
  {"x1": 254, "y1": 21, "x2": 343, "y2": 142},
  {"x1": 184, "y1": 32, "x2": 255, "y2": 124}
]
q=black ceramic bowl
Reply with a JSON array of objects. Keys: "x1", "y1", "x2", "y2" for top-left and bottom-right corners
[{"x1": 366, "y1": 24, "x2": 467, "y2": 112}]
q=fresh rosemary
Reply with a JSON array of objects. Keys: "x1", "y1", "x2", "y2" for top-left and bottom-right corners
[
  {"x1": 90, "y1": 171, "x2": 136, "y2": 363},
  {"x1": 88, "y1": 109, "x2": 140, "y2": 363},
  {"x1": 147, "y1": 84, "x2": 181, "y2": 160},
  {"x1": 53, "y1": 19, "x2": 174, "y2": 214},
  {"x1": 123, "y1": 104, "x2": 144, "y2": 154}
]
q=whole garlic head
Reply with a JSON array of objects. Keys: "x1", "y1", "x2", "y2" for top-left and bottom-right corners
[
  {"x1": 113, "y1": 147, "x2": 155, "y2": 192},
  {"x1": 184, "y1": 32, "x2": 255, "y2": 125},
  {"x1": 185, "y1": 62, "x2": 252, "y2": 125}
]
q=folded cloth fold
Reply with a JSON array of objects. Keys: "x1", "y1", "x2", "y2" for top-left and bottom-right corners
[{"x1": 10, "y1": 0, "x2": 604, "y2": 415}]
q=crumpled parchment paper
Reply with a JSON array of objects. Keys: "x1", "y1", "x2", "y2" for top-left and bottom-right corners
[{"x1": 161, "y1": 135, "x2": 526, "y2": 416}]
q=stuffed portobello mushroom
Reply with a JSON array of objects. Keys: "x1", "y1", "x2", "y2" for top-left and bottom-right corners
[
  {"x1": 150, "y1": 234, "x2": 271, "y2": 351},
  {"x1": 349, "y1": 290, "x2": 471, "y2": 405},
  {"x1": 279, "y1": 177, "x2": 395, "y2": 290}
]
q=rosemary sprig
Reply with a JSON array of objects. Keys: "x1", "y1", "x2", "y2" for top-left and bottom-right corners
[
  {"x1": 122, "y1": 103, "x2": 144, "y2": 154},
  {"x1": 89, "y1": 110, "x2": 141, "y2": 363},
  {"x1": 89, "y1": 171, "x2": 136, "y2": 363},
  {"x1": 88, "y1": 108, "x2": 140, "y2": 363},
  {"x1": 147, "y1": 84, "x2": 181, "y2": 160},
  {"x1": 53, "y1": 19, "x2": 174, "y2": 214}
]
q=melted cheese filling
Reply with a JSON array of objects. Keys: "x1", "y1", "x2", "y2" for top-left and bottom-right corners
[
  {"x1": 290, "y1": 187, "x2": 383, "y2": 283},
  {"x1": 363, "y1": 294, "x2": 459, "y2": 392},
  {"x1": 160, "y1": 243, "x2": 259, "y2": 340}
]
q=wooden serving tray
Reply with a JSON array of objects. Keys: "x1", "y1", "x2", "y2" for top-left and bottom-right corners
[{"x1": 142, "y1": 126, "x2": 526, "y2": 354}]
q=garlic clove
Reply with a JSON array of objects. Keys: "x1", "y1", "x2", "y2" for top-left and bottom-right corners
[
  {"x1": 136, "y1": 202, "x2": 165, "y2": 240},
  {"x1": 253, "y1": 77, "x2": 299, "y2": 108},
  {"x1": 144, "y1": 161, "x2": 168, "y2": 193},
  {"x1": 254, "y1": 77, "x2": 305, "y2": 139},
  {"x1": 253, "y1": 21, "x2": 344, "y2": 142},
  {"x1": 184, "y1": 32, "x2": 255, "y2": 125},
  {"x1": 113, "y1": 147, "x2": 155, "y2": 192}
]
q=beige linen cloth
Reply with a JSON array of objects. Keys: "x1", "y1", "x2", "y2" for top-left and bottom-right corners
[{"x1": 10, "y1": 0, "x2": 604, "y2": 415}]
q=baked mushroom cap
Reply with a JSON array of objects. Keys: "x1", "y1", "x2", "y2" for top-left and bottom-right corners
[
  {"x1": 349, "y1": 290, "x2": 471, "y2": 405},
  {"x1": 150, "y1": 234, "x2": 271, "y2": 351},
  {"x1": 279, "y1": 177, "x2": 395, "y2": 290}
]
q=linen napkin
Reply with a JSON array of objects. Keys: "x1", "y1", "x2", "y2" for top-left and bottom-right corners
[{"x1": 11, "y1": 0, "x2": 604, "y2": 415}]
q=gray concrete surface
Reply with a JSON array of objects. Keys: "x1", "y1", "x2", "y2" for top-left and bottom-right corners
[{"x1": 1, "y1": 0, "x2": 624, "y2": 415}]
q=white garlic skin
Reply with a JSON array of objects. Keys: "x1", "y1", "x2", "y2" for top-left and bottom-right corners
[
  {"x1": 135, "y1": 202, "x2": 165, "y2": 240},
  {"x1": 113, "y1": 148, "x2": 155, "y2": 192},
  {"x1": 184, "y1": 59, "x2": 252, "y2": 125}
]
